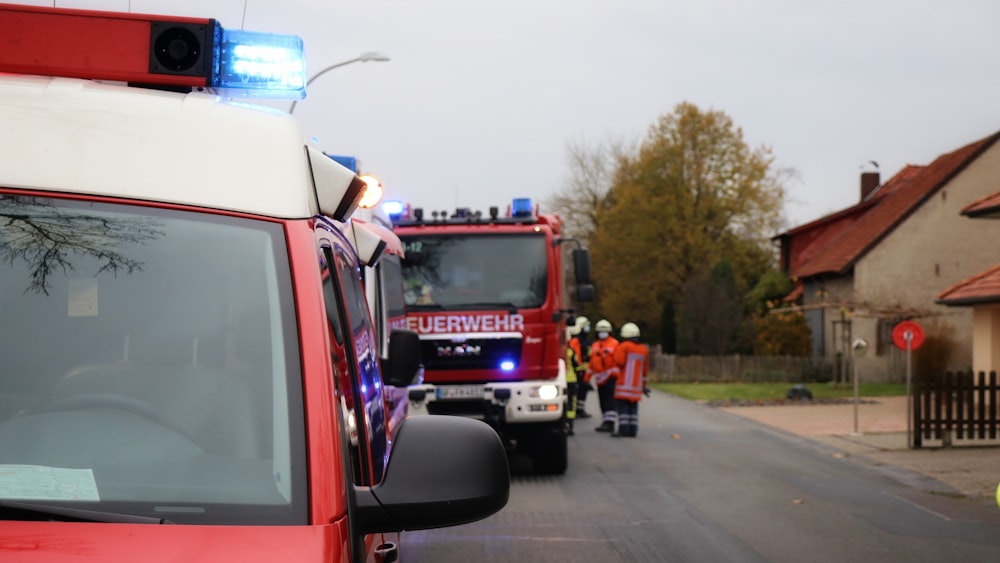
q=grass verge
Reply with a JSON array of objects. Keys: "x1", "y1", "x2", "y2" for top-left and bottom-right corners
[{"x1": 651, "y1": 382, "x2": 906, "y2": 402}]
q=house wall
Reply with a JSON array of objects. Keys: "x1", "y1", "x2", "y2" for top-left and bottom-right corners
[
  {"x1": 855, "y1": 142, "x2": 1000, "y2": 376},
  {"x1": 972, "y1": 305, "x2": 1000, "y2": 374},
  {"x1": 802, "y1": 276, "x2": 857, "y2": 379}
]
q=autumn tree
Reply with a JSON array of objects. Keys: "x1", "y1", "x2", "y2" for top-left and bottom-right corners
[
  {"x1": 659, "y1": 299, "x2": 677, "y2": 354},
  {"x1": 747, "y1": 269, "x2": 795, "y2": 314},
  {"x1": 588, "y1": 102, "x2": 785, "y2": 338},
  {"x1": 748, "y1": 269, "x2": 812, "y2": 356},
  {"x1": 546, "y1": 137, "x2": 630, "y2": 244},
  {"x1": 753, "y1": 312, "x2": 812, "y2": 356},
  {"x1": 677, "y1": 260, "x2": 746, "y2": 355}
]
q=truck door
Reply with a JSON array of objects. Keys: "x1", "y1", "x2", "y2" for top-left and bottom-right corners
[
  {"x1": 319, "y1": 234, "x2": 396, "y2": 562},
  {"x1": 320, "y1": 240, "x2": 389, "y2": 484}
]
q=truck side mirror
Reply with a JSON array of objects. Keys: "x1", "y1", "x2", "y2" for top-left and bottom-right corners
[
  {"x1": 576, "y1": 283, "x2": 595, "y2": 303},
  {"x1": 572, "y1": 248, "x2": 592, "y2": 284},
  {"x1": 352, "y1": 416, "x2": 510, "y2": 534},
  {"x1": 382, "y1": 328, "x2": 421, "y2": 387}
]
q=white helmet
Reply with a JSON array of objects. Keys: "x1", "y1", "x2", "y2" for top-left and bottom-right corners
[
  {"x1": 620, "y1": 322, "x2": 640, "y2": 339},
  {"x1": 570, "y1": 315, "x2": 590, "y2": 336},
  {"x1": 594, "y1": 319, "x2": 612, "y2": 333}
]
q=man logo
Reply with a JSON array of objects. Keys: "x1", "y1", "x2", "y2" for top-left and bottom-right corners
[{"x1": 437, "y1": 343, "x2": 482, "y2": 357}]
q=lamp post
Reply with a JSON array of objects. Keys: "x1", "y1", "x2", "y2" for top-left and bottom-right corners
[{"x1": 289, "y1": 51, "x2": 390, "y2": 114}]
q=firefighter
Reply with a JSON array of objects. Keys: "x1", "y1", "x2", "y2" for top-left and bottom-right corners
[
  {"x1": 611, "y1": 322, "x2": 650, "y2": 437},
  {"x1": 566, "y1": 316, "x2": 590, "y2": 418},
  {"x1": 565, "y1": 316, "x2": 590, "y2": 434},
  {"x1": 587, "y1": 319, "x2": 619, "y2": 432}
]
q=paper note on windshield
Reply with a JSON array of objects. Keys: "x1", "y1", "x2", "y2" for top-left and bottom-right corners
[
  {"x1": 0, "y1": 465, "x2": 100, "y2": 501},
  {"x1": 68, "y1": 278, "x2": 99, "y2": 317}
]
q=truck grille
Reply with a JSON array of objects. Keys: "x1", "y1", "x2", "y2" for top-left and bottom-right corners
[{"x1": 420, "y1": 336, "x2": 522, "y2": 371}]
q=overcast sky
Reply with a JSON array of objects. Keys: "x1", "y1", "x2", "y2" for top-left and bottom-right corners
[{"x1": 35, "y1": 0, "x2": 1000, "y2": 229}]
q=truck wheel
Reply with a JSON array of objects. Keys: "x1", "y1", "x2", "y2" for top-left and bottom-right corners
[{"x1": 532, "y1": 426, "x2": 567, "y2": 475}]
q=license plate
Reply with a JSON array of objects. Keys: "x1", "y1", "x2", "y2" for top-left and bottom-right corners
[{"x1": 436, "y1": 386, "x2": 485, "y2": 400}]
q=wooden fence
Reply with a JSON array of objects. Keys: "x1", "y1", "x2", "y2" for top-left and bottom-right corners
[
  {"x1": 650, "y1": 353, "x2": 835, "y2": 384},
  {"x1": 913, "y1": 371, "x2": 999, "y2": 448}
]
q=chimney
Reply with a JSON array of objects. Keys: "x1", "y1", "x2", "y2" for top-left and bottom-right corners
[{"x1": 860, "y1": 171, "x2": 880, "y2": 201}]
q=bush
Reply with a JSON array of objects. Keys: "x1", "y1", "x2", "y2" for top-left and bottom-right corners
[
  {"x1": 913, "y1": 321, "x2": 957, "y2": 381},
  {"x1": 753, "y1": 311, "x2": 812, "y2": 356}
]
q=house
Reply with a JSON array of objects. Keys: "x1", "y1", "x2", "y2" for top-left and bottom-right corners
[
  {"x1": 775, "y1": 130, "x2": 1000, "y2": 381},
  {"x1": 937, "y1": 192, "x2": 1000, "y2": 375}
]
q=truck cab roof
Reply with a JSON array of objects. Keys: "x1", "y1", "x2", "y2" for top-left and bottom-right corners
[{"x1": 0, "y1": 74, "x2": 357, "y2": 219}]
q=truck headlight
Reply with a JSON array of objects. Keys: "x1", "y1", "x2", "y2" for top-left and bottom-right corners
[{"x1": 535, "y1": 384, "x2": 559, "y2": 401}]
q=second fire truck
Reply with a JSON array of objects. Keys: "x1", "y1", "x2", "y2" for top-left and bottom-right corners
[{"x1": 389, "y1": 198, "x2": 594, "y2": 474}]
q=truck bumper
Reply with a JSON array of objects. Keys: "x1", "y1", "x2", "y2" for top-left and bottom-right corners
[{"x1": 407, "y1": 363, "x2": 567, "y2": 425}]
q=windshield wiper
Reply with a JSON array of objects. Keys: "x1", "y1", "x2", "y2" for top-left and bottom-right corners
[
  {"x1": 408, "y1": 303, "x2": 446, "y2": 310},
  {"x1": 0, "y1": 500, "x2": 173, "y2": 524},
  {"x1": 446, "y1": 302, "x2": 521, "y2": 311}
]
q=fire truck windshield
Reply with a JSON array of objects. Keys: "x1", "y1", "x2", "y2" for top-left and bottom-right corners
[
  {"x1": 0, "y1": 194, "x2": 307, "y2": 525},
  {"x1": 400, "y1": 234, "x2": 548, "y2": 310}
]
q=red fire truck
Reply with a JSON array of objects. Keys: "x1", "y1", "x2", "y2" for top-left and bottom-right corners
[
  {"x1": 0, "y1": 4, "x2": 508, "y2": 561},
  {"x1": 389, "y1": 198, "x2": 595, "y2": 474}
]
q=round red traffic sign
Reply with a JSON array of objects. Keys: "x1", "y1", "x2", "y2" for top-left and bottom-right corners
[{"x1": 892, "y1": 320, "x2": 924, "y2": 351}]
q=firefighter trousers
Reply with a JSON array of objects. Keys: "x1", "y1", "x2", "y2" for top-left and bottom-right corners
[
  {"x1": 615, "y1": 399, "x2": 639, "y2": 437},
  {"x1": 577, "y1": 380, "x2": 590, "y2": 415},
  {"x1": 597, "y1": 380, "x2": 617, "y2": 428},
  {"x1": 565, "y1": 381, "x2": 578, "y2": 425}
]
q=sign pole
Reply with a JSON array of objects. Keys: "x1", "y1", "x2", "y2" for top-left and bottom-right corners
[
  {"x1": 853, "y1": 358, "x2": 860, "y2": 435},
  {"x1": 905, "y1": 332, "x2": 912, "y2": 448},
  {"x1": 893, "y1": 321, "x2": 923, "y2": 449},
  {"x1": 850, "y1": 338, "x2": 868, "y2": 436}
]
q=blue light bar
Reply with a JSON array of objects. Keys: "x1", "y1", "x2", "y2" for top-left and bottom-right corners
[
  {"x1": 500, "y1": 360, "x2": 516, "y2": 372},
  {"x1": 214, "y1": 28, "x2": 306, "y2": 99},
  {"x1": 382, "y1": 200, "x2": 405, "y2": 217},
  {"x1": 511, "y1": 197, "x2": 533, "y2": 218},
  {"x1": 326, "y1": 154, "x2": 359, "y2": 173}
]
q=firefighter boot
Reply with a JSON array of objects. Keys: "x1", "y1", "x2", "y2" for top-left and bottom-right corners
[{"x1": 595, "y1": 420, "x2": 613, "y2": 432}]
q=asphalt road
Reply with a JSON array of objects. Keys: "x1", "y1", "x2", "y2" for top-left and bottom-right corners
[{"x1": 399, "y1": 390, "x2": 1000, "y2": 562}]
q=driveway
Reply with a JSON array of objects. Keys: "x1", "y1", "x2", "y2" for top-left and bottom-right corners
[{"x1": 715, "y1": 396, "x2": 1000, "y2": 507}]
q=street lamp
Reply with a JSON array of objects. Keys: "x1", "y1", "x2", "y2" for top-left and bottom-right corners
[{"x1": 288, "y1": 51, "x2": 390, "y2": 114}]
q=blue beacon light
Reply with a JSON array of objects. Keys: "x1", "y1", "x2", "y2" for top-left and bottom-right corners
[
  {"x1": 382, "y1": 200, "x2": 405, "y2": 217},
  {"x1": 215, "y1": 28, "x2": 307, "y2": 99},
  {"x1": 499, "y1": 360, "x2": 516, "y2": 372},
  {"x1": 325, "y1": 155, "x2": 359, "y2": 173},
  {"x1": 511, "y1": 198, "x2": 533, "y2": 218}
]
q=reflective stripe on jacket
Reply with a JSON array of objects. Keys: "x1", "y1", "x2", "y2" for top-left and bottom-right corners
[
  {"x1": 586, "y1": 336, "x2": 618, "y2": 385},
  {"x1": 613, "y1": 340, "x2": 649, "y2": 402}
]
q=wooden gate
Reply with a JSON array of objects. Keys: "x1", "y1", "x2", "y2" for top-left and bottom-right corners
[{"x1": 913, "y1": 371, "x2": 999, "y2": 448}]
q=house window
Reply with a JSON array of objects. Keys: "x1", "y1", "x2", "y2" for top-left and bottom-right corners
[{"x1": 876, "y1": 318, "x2": 897, "y2": 356}]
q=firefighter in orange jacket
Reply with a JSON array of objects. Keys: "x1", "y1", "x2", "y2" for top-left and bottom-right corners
[
  {"x1": 611, "y1": 322, "x2": 650, "y2": 437},
  {"x1": 587, "y1": 319, "x2": 619, "y2": 432}
]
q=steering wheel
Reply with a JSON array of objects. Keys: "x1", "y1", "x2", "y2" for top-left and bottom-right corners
[{"x1": 41, "y1": 393, "x2": 199, "y2": 444}]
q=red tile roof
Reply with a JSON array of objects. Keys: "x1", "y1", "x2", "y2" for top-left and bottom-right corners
[
  {"x1": 776, "y1": 201, "x2": 873, "y2": 274},
  {"x1": 961, "y1": 190, "x2": 1000, "y2": 218},
  {"x1": 788, "y1": 131, "x2": 1000, "y2": 278},
  {"x1": 783, "y1": 281, "x2": 803, "y2": 302},
  {"x1": 938, "y1": 262, "x2": 1000, "y2": 306}
]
